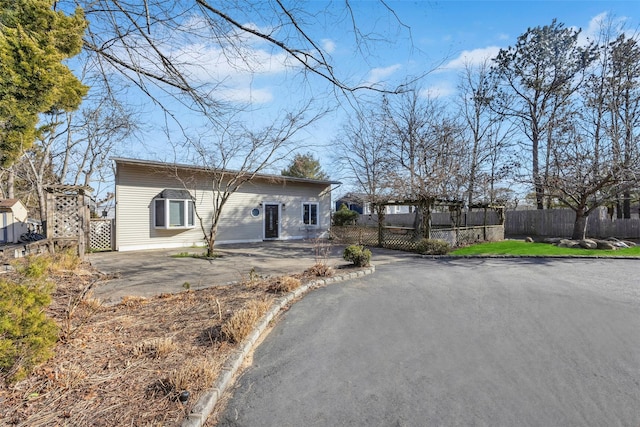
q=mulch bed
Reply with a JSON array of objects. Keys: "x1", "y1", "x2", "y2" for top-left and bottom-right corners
[{"x1": 0, "y1": 263, "x2": 330, "y2": 426}]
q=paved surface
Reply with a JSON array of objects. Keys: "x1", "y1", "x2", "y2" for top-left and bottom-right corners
[
  {"x1": 218, "y1": 257, "x2": 640, "y2": 426},
  {"x1": 87, "y1": 241, "x2": 414, "y2": 304}
]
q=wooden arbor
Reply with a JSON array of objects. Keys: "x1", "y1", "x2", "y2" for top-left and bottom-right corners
[
  {"x1": 371, "y1": 197, "x2": 465, "y2": 244},
  {"x1": 45, "y1": 185, "x2": 92, "y2": 256}
]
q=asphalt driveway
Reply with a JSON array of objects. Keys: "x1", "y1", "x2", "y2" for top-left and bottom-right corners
[
  {"x1": 87, "y1": 241, "x2": 414, "y2": 304},
  {"x1": 218, "y1": 257, "x2": 640, "y2": 426}
]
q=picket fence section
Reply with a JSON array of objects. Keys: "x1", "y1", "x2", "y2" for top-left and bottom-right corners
[{"x1": 505, "y1": 207, "x2": 640, "y2": 239}]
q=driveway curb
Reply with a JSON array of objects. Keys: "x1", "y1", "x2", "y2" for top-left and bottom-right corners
[{"x1": 182, "y1": 265, "x2": 376, "y2": 427}]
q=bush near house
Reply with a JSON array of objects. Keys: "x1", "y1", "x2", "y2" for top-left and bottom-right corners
[
  {"x1": 343, "y1": 244, "x2": 372, "y2": 267},
  {"x1": 333, "y1": 203, "x2": 358, "y2": 226},
  {"x1": 415, "y1": 238, "x2": 451, "y2": 255}
]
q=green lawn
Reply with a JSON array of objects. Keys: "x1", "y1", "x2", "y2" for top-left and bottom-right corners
[{"x1": 451, "y1": 240, "x2": 640, "y2": 257}]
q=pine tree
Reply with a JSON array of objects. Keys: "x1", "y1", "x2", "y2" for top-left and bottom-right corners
[
  {"x1": 0, "y1": 0, "x2": 88, "y2": 167},
  {"x1": 281, "y1": 152, "x2": 328, "y2": 180}
]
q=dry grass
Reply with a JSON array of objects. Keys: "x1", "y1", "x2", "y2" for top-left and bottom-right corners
[
  {"x1": 221, "y1": 299, "x2": 272, "y2": 344},
  {"x1": 305, "y1": 262, "x2": 334, "y2": 277},
  {"x1": 266, "y1": 275, "x2": 302, "y2": 293},
  {"x1": 132, "y1": 337, "x2": 178, "y2": 359},
  {"x1": 0, "y1": 250, "x2": 361, "y2": 426},
  {"x1": 0, "y1": 261, "x2": 282, "y2": 426}
]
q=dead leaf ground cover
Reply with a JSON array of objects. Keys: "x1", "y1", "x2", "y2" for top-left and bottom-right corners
[{"x1": 0, "y1": 258, "x2": 332, "y2": 426}]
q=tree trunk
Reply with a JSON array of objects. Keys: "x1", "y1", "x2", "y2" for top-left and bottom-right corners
[
  {"x1": 623, "y1": 191, "x2": 631, "y2": 219},
  {"x1": 206, "y1": 224, "x2": 218, "y2": 257},
  {"x1": 571, "y1": 209, "x2": 588, "y2": 240},
  {"x1": 376, "y1": 205, "x2": 385, "y2": 248},
  {"x1": 7, "y1": 169, "x2": 15, "y2": 199}
]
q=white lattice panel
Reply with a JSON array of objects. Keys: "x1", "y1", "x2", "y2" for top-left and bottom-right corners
[{"x1": 90, "y1": 219, "x2": 113, "y2": 251}]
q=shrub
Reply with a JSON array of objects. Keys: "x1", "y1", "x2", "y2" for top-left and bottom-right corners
[
  {"x1": 333, "y1": 204, "x2": 358, "y2": 226},
  {"x1": 133, "y1": 337, "x2": 177, "y2": 359},
  {"x1": 13, "y1": 255, "x2": 52, "y2": 279},
  {"x1": 343, "y1": 244, "x2": 372, "y2": 267},
  {"x1": 415, "y1": 238, "x2": 450, "y2": 255},
  {"x1": 305, "y1": 263, "x2": 334, "y2": 277},
  {"x1": 221, "y1": 299, "x2": 271, "y2": 343},
  {"x1": 0, "y1": 279, "x2": 58, "y2": 384},
  {"x1": 267, "y1": 275, "x2": 302, "y2": 293}
]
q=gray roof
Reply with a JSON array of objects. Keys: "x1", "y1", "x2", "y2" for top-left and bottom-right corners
[{"x1": 112, "y1": 157, "x2": 341, "y2": 186}]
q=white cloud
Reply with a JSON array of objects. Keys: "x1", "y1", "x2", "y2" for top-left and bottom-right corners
[
  {"x1": 217, "y1": 87, "x2": 273, "y2": 104},
  {"x1": 576, "y1": 12, "x2": 608, "y2": 46},
  {"x1": 443, "y1": 46, "x2": 502, "y2": 70},
  {"x1": 576, "y1": 12, "x2": 629, "y2": 46},
  {"x1": 364, "y1": 64, "x2": 402, "y2": 86},
  {"x1": 322, "y1": 39, "x2": 336, "y2": 54},
  {"x1": 420, "y1": 82, "x2": 455, "y2": 99}
]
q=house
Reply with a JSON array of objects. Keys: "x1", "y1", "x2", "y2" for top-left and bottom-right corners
[
  {"x1": 335, "y1": 192, "x2": 412, "y2": 215},
  {"x1": 335, "y1": 192, "x2": 366, "y2": 214},
  {"x1": 113, "y1": 158, "x2": 340, "y2": 251},
  {"x1": 0, "y1": 199, "x2": 29, "y2": 244}
]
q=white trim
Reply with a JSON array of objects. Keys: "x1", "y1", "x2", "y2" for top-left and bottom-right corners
[
  {"x1": 301, "y1": 201, "x2": 319, "y2": 227},
  {"x1": 154, "y1": 198, "x2": 196, "y2": 229}
]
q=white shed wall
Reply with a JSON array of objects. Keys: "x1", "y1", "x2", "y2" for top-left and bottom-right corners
[{"x1": 115, "y1": 163, "x2": 332, "y2": 251}]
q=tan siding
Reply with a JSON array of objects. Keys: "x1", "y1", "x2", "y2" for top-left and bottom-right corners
[{"x1": 115, "y1": 163, "x2": 333, "y2": 251}]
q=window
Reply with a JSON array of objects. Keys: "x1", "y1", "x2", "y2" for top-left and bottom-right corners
[
  {"x1": 303, "y1": 202, "x2": 318, "y2": 225},
  {"x1": 154, "y1": 198, "x2": 195, "y2": 229}
]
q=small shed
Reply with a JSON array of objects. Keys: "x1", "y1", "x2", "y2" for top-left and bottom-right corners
[{"x1": 0, "y1": 199, "x2": 29, "y2": 244}]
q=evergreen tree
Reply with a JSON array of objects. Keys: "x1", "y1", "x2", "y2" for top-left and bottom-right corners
[
  {"x1": 281, "y1": 152, "x2": 328, "y2": 180},
  {"x1": 0, "y1": 0, "x2": 88, "y2": 167}
]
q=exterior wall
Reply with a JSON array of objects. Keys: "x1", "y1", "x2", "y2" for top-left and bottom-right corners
[
  {"x1": 11, "y1": 203, "x2": 28, "y2": 222},
  {"x1": 115, "y1": 162, "x2": 333, "y2": 251},
  {"x1": 0, "y1": 200, "x2": 28, "y2": 243}
]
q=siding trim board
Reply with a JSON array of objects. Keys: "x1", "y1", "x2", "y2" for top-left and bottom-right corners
[{"x1": 114, "y1": 158, "x2": 337, "y2": 252}]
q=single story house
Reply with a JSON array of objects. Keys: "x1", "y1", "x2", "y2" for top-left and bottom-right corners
[
  {"x1": 0, "y1": 199, "x2": 29, "y2": 244},
  {"x1": 113, "y1": 158, "x2": 340, "y2": 252}
]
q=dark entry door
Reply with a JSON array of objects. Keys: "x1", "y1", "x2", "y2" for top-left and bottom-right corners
[{"x1": 264, "y1": 204, "x2": 279, "y2": 239}]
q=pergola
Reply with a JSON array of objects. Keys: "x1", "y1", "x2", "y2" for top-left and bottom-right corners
[
  {"x1": 370, "y1": 196, "x2": 465, "y2": 242},
  {"x1": 369, "y1": 197, "x2": 505, "y2": 243}
]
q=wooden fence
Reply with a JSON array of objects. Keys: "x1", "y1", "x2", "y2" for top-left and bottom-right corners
[{"x1": 505, "y1": 207, "x2": 640, "y2": 239}]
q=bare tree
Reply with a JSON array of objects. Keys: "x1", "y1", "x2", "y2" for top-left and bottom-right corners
[
  {"x1": 67, "y1": 0, "x2": 417, "y2": 253},
  {"x1": 606, "y1": 34, "x2": 640, "y2": 218},
  {"x1": 382, "y1": 88, "x2": 467, "y2": 201},
  {"x1": 547, "y1": 112, "x2": 639, "y2": 239},
  {"x1": 9, "y1": 78, "x2": 138, "y2": 221},
  {"x1": 457, "y1": 60, "x2": 516, "y2": 208},
  {"x1": 177, "y1": 105, "x2": 324, "y2": 256},
  {"x1": 333, "y1": 102, "x2": 394, "y2": 206}
]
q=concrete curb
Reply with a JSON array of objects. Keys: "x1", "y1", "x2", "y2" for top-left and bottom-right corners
[{"x1": 181, "y1": 265, "x2": 376, "y2": 427}]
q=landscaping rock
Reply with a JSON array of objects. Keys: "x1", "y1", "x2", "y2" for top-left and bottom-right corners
[
  {"x1": 543, "y1": 237, "x2": 563, "y2": 244},
  {"x1": 595, "y1": 240, "x2": 616, "y2": 250},
  {"x1": 612, "y1": 241, "x2": 629, "y2": 248},
  {"x1": 525, "y1": 236, "x2": 534, "y2": 243},
  {"x1": 579, "y1": 239, "x2": 597, "y2": 249},
  {"x1": 557, "y1": 239, "x2": 578, "y2": 248}
]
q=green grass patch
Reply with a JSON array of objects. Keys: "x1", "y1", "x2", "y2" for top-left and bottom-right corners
[{"x1": 451, "y1": 240, "x2": 640, "y2": 257}]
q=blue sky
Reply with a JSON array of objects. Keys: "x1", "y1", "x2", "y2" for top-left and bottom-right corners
[{"x1": 109, "y1": 1, "x2": 639, "y2": 181}]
